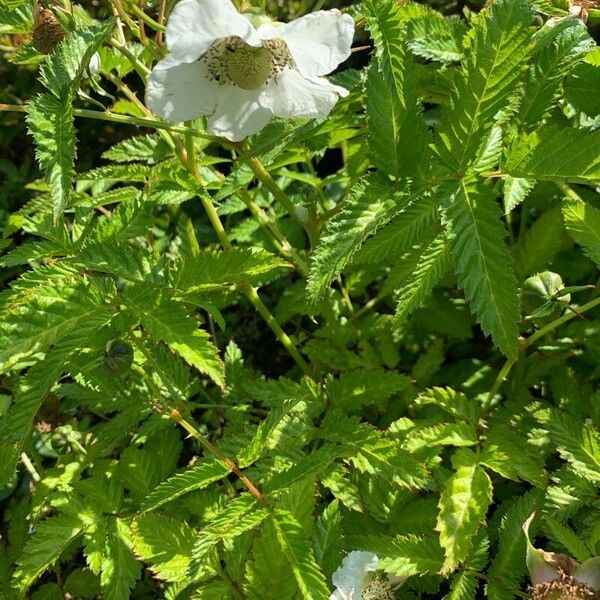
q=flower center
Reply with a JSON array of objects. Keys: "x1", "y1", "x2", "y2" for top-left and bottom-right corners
[
  {"x1": 362, "y1": 578, "x2": 396, "y2": 600},
  {"x1": 201, "y1": 36, "x2": 293, "y2": 91},
  {"x1": 531, "y1": 572, "x2": 600, "y2": 600}
]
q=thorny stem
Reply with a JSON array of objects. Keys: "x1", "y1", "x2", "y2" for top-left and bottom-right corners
[
  {"x1": 109, "y1": 38, "x2": 150, "y2": 79},
  {"x1": 184, "y1": 134, "x2": 232, "y2": 250},
  {"x1": 169, "y1": 409, "x2": 265, "y2": 503},
  {"x1": 131, "y1": 346, "x2": 265, "y2": 503},
  {"x1": 20, "y1": 452, "x2": 41, "y2": 483},
  {"x1": 156, "y1": 0, "x2": 167, "y2": 45},
  {"x1": 111, "y1": 0, "x2": 140, "y2": 39},
  {"x1": 0, "y1": 102, "x2": 218, "y2": 142}
]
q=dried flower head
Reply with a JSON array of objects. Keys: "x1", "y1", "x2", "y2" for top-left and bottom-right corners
[{"x1": 31, "y1": 2, "x2": 66, "y2": 54}]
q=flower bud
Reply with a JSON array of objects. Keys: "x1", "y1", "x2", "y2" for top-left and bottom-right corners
[
  {"x1": 521, "y1": 271, "x2": 571, "y2": 323},
  {"x1": 102, "y1": 339, "x2": 134, "y2": 375}
]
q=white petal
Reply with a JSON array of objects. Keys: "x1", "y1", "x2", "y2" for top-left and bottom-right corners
[
  {"x1": 207, "y1": 87, "x2": 273, "y2": 141},
  {"x1": 166, "y1": 0, "x2": 261, "y2": 64},
  {"x1": 260, "y1": 69, "x2": 346, "y2": 118},
  {"x1": 330, "y1": 551, "x2": 378, "y2": 600},
  {"x1": 573, "y1": 557, "x2": 600, "y2": 590},
  {"x1": 259, "y1": 10, "x2": 354, "y2": 78},
  {"x1": 146, "y1": 56, "x2": 220, "y2": 122}
]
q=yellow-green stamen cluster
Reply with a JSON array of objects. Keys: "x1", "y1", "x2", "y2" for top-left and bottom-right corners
[
  {"x1": 362, "y1": 577, "x2": 396, "y2": 600},
  {"x1": 201, "y1": 36, "x2": 293, "y2": 90},
  {"x1": 531, "y1": 571, "x2": 599, "y2": 600}
]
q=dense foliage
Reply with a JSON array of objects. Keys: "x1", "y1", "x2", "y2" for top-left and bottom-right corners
[{"x1": 1, "y1": 0, "x2": 600, "y2": 598}]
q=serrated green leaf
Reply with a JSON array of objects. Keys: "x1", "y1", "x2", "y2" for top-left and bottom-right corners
[
  {"x1": 436, "y1": 449, "x2": 492, "y2": 573},
  {"x1": 322, "y1": 414, "x2": 429, "y2": 490},
  {"x1": 562, "y1": 199, "x2": 600, "y2": 266},
  {"x1": 140, "y1": 459, "x2": 230, "y2": 514},
  {"x1": 27, "y1": 20, "x2": 115, "y2": 221},
  {"x1": 444, "y1": 571, "x2": 478, "y2": 600},
  {"x1": 246, "y1": 519, "x2": 297, "y2": 600},
  {"x1": 394, "y1": 231, "x2": 452, "y2": 327},
  {"x1": 171, "y1": 248, "x2": 290, "y2": 293},
  {"x1": 377, "y1": 535, "x2": 444, "y2": 576},
  {"x1": 307, "y1": 175, "x2": 415, "y2": 307},
  {"x1": 27, "y1": 92, "x2": 76, "y2": 222},
  {"x1": 238, "y1": 397, "x2": 310, "y2": 468},
  {"x1": 544, "y1": 517, "x2": 591, "y2": 563},
  {"x1": 486, "y1": 490, "x2": 543, "y2": 600},
  {"x1": 407, "y1": 12, "x2": 466, "y2": 63},
  {"x1": 13, "y1": 513, "x2": 83, "y2": 594},
  {"x1": 505, "y1": 125, "x2": 600, "y2": 184},
  {"x1": 416, "y1": 387, "x2": 480, "y2": 423},
  {"x1": 435, "y1": 0, "x2": 533, "y2": 172},
  {"x1": 102, "y1": 134, "x2": 173, "y2": 163},
  {"x1": 564, "y1": 62, "x2": 600, "y2": 117},
  {"x1": 0, "y1": 1, "x2": 33, "y2": 34},
  {"x1": 313, "y1": 500, "x2": 343, "y2": 579},
  {"x1": 444, "y1": 177, "x2": 520, "y2": 359},
  {"x1": 189, "y1": 495, "x2": 267, "y2": 569},
  {"x1": 131, "y1": 514, "x2": 195, "y2": 582},
  {"x1": 520, "y1": 18, "x2": 593, "y2": 126},
  {"x1": 481, "y1": 425, "x2": 547, "y2": 487},
  {"x1": 364, "y1": 0, "x2": 431, "y2": 178},
  {"x1": 326, "y1": 368, "x2": 410, "y2": 411},
  {"x1": 265, "y1": 444, "x2": 344, "y2": 493},
  {"x1": 79, "y1": 164, "x2": 151, "y2": 182},
  {"x1": 272, "y1": 509, "x2": 329, "y2": 600},
  {"x1": 0, "y1": 274, "x2": 111, "y2": 372},
  {"x1": 354, "y1": 193, "x2": 439, "y2": 264},
  {"x1": 503, "y1": 176, "x2": 535, "y2": 214},
  {"x1": 542, "y1": 410, "x2": 600, "y2": 484},
  {"x1": 403, "y1": 422, "x2": 478, "y2": 452},
  {"x1": 101, "y1": 517, "x2": 140, "y2": 600},
  {"x1": 131, "y1": 292, "x2": 224, "y2": 387}
]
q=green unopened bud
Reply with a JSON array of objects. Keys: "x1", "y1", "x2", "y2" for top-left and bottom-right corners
[
  {"x1": 102, "y1": 339, "x2": 134, "y2": 375},
  {"x1": 522, "y1": 271, "x2": 571, "y2": 323}
]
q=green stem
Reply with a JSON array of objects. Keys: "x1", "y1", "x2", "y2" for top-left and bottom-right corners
[
  {"x1": 524, "y1": 295, "x2": 600, "y2": 348},
  {"x1": 242, "y1": 151, "x2": 318, "y2": 244},
  {"x1": 556, "y1": 180, "x2": 583, "y2": 203},
  {"x1": 170, "y1": 410, "x2": 265, "y2": 503},
  {"x1": 485, "y1": 294, "x2": 600, "y2": 406},
  {"x1": 184, "y1": 133, "x2": 232, "y2": 250},
  {"x1": 182, "y1": 134, "x2": 310, "y2": 374},
  {"x1": 482, "y1": 358, "x2": 516, "y2": 413},
  {"x1": 0, "y1": 103, "x2": 217, "y2": 143},
  {"x1": 110, "y1": 38, "x2": 150, "y2": 79},
  {"x1": 237, "y1": 189, "x2": 309, "y2": 276},
  {"x1": 237, "y1": 281, "x2": 311, "y2": 376},
  {"x1": 130, "y1": 4, "x2": 166, "y2": 31}
]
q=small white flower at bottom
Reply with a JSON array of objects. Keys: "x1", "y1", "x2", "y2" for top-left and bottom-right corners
[
  {"x1": 145, "y1": 0, "x2": 354, "y2": 141},
  {"x1": 330, "y1": 551, "x2": 397, "y2": 600}
]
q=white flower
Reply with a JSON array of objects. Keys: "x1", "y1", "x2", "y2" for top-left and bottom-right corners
[
  {"x1": 145, "y1": 0, "x2": 354, "y2": 141},
  {"x1": 330, "y1": 551, "x2": 379, "y2": 600}
]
